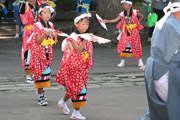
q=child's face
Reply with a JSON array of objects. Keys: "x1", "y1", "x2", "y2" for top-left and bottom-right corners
[
  {"x1": 40, "y1": 8, "x2": 51, "y2": 22},
  {"x1": 122, "y1": 3, "x2": 132, "y2": 11},
  {"x1": 75, "y1": 18, "x2": 90, "y2": 33}
]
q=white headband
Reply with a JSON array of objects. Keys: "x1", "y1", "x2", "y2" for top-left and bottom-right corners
[
  {"x1": 170, "y1": 2, "x2": 180, "y2": 13},
  {"x1": 121, "y1": 0, "x2": 132, "y2": 5},
  {"x1": 155, "y1": 2, "x2": 180, "y2": 30},
  {"x1": 74, "y1": 13, "x2": 91, "y2": 23},
  {"x1": 38, "y1": 6, "x2": 54, "y2": 14}
]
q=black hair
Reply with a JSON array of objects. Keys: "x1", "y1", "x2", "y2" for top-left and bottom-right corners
[
  {"x1": 37, "y1": 3, "x2": 50, "y2": 15},
  {"x1": 71, "y1": 12, "x2": 91, "y2": 32},
  {"x1": 75, "y1": 12, "x2": 91, "y2": 23}
]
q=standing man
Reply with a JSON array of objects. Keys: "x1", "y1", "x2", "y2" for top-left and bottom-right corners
[
  {"x1": 13, "y1": 0, "x2": 21, "y2": 38},
  {"x1": 143, "y1": 0, "x2": 180, "y2": 119},
  {"x1": 19, "y1": 0, "x2": 55, "y2": 83},
  {"x1": 148, "y1": 0, "x2": 169, "y2": 42},
  {"x1": 0, "y1": 0, "x2": 8, "y2": 26},
  {"x1": 140, "y1": 0, "x2": 152, "y2": 33}
]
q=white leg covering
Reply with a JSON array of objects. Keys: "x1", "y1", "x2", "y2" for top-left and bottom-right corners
[{"x1": 153, "y1": 72, "x2": 169, "y2": 102}]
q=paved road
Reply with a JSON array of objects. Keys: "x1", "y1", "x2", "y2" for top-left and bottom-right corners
[
  {"x1": 0, "y1": 37, "x2": 150, "y2": 77},
  {"x1": 0, "y1": 86, "x2": 148, "y2": 120},
  {"x1": 0, "y1": 21, "x2": 150, "y2": 120},
  {"x1": 0, "y1": 72, "x2": 145, "y2": 92}
]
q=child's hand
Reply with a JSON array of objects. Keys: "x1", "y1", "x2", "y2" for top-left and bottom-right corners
[
  {"x1": 139, "y1": 65, "x2": 146, "y2": 71},
  {"x1": 83, "y1": 39, "x2": 88, "y2": 44},
  {"x1": 45, "y1": 31, "x2": 52, "y2": 36},
  {"x1": 103, "y1": 19, "x2": 108, "y2": 23}
]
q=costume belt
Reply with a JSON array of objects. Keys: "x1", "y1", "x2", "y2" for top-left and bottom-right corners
[
  {"x1": 122, "y1": 21, "x2": 137, "y2": 34},
  {"x1": 41, "y1": 38, "x2": 55, "y2": 46},
  {"x1": 126, "y1": 24, "x2": 137, "y2": 29},
  {"x1": 78, "y1": 4, "x2": 89, "y2": 13},
  {"x1": 82, "y1": 53, "x2": 89, "y2": 62},
  {"x1": 25, "y1": 25, "x2": 32, "y2": 31}
]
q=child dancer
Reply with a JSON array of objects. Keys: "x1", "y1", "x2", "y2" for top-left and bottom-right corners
[
  {"x1": 19, "y1": 0, "x2": 44, "y2": 83},
  {"x1": 19, "y1": 0, "x2": 55, "y2": 83},
  {"x1": 55, "y1": 13, "x2": 93, "y2": 120},
  {"x1": 28, "y1": 4, "x2": 55, "y2": 106},
  {"x1": 103, "y1": 0, "x2": 144, "y2": 67}
]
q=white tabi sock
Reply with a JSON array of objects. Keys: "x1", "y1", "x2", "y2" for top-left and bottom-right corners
[
  {"x1": 26, "y1": 75, "x2": 32, "y2": 80},
  {"x1": 117, "y1": 59, "x2": 125, "y2": 67},
  {"x1": 14, "y1": 34, "x2": 19, "y2": 38},
  {"x1": 60, "y1": 99, "x2": 66, "y2": 105},
  {"x1": 120, "y1": 59, "x2": 125, "y2": 64},
  {"x1": 72, "y1": 109, "x2": 81, "y2": 117}
]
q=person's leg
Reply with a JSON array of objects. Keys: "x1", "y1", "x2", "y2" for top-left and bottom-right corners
[
  {"x1": 0, "y1": 10, "x2": 2, "y2": 27},
  {"x1": 24, "y1": 50, "x2": 33, "y2": 83},
  {"x1": 117, "y1": 57, "x2": 125, "y2": 67},
  {"x1": 14, "y1": 11, "x2": 21, "y2": 38},
  {"x1": 37, "y1": 88, "x2": 48, "y2": 106},
  {"x1": 38, "y1": 88, "x2": 43, "y2": 94},
  {"x1": 36, "y1": 66, "x2": 51, "y2": 106},
  {"x1": 148, "y1": 26, "x2": 154, "y2": 38},
  {"x1": 71, "y1": 85, "x2": 87, "y2": 119},
  {"x1": 71, "y1": 107, "x2": 86, "y2": 120},
  {"x1": 141, "y1": 108, "x2": 150, "y2": 120},
  {"x1": 63, "y1": 92, "x2": 70, "y2": 102},
  {"x1": 58, "y1": 92, "x2": 70, "y2": 115},
  {"x1": 14, "y1": 25, "x2": 20, "y2": 38}
]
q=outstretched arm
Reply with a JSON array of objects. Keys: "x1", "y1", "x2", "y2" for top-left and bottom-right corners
[{"x1": 103, "y1": 16, "x2": 121, "y2": 24}]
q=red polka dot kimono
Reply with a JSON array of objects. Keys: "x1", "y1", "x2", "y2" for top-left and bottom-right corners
[
  {"x1": 27, "y1": 22, "x2": 54, "y2": 83},
  {"x1": 55, "y1": 33, "x2": 93, "y2": 100},
  {"x1": 116, "y1": 9, "x2": 144, "y2": 60},
  {"x1": 20, "y1": 0, "x2": 45, "y2": 68}
]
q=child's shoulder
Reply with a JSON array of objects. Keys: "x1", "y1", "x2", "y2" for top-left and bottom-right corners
[
  {"x1": 34, "y1": 21, "x2": 41, "y2": 26},
  {"x1": 33, "y1": 22, "x2": 42, "y2": 29},
  {"x1": 119, "y1": 11, "x2": 124, "y2": 17},
  {"x1": 69, "y1": 32, "x2": 78, "y2": 39},
  {"x1": 32, "y1": 22, "x2": 41, "y2": 32},
  {"x1": 132, "y1": 9, "x2": 139, "y2": 15}
]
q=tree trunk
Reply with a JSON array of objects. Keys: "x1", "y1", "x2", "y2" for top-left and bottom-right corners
[{"x1": 95, "y1": 0, "x2": 123, "y2": 44}]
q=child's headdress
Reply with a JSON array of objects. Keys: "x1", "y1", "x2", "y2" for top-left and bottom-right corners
[
  {"x1": 121, "y1": 0, "x2": 133, "y2": 5},
  {"x1": 155, "y1": 0, "x2": 180, "y2": 30},
  {"x1": 74, "y1": 13, "x2": 91, "y2": 23},
  {"x1": 38, "y1": 4, "x2": 54, "y2": 14}
]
